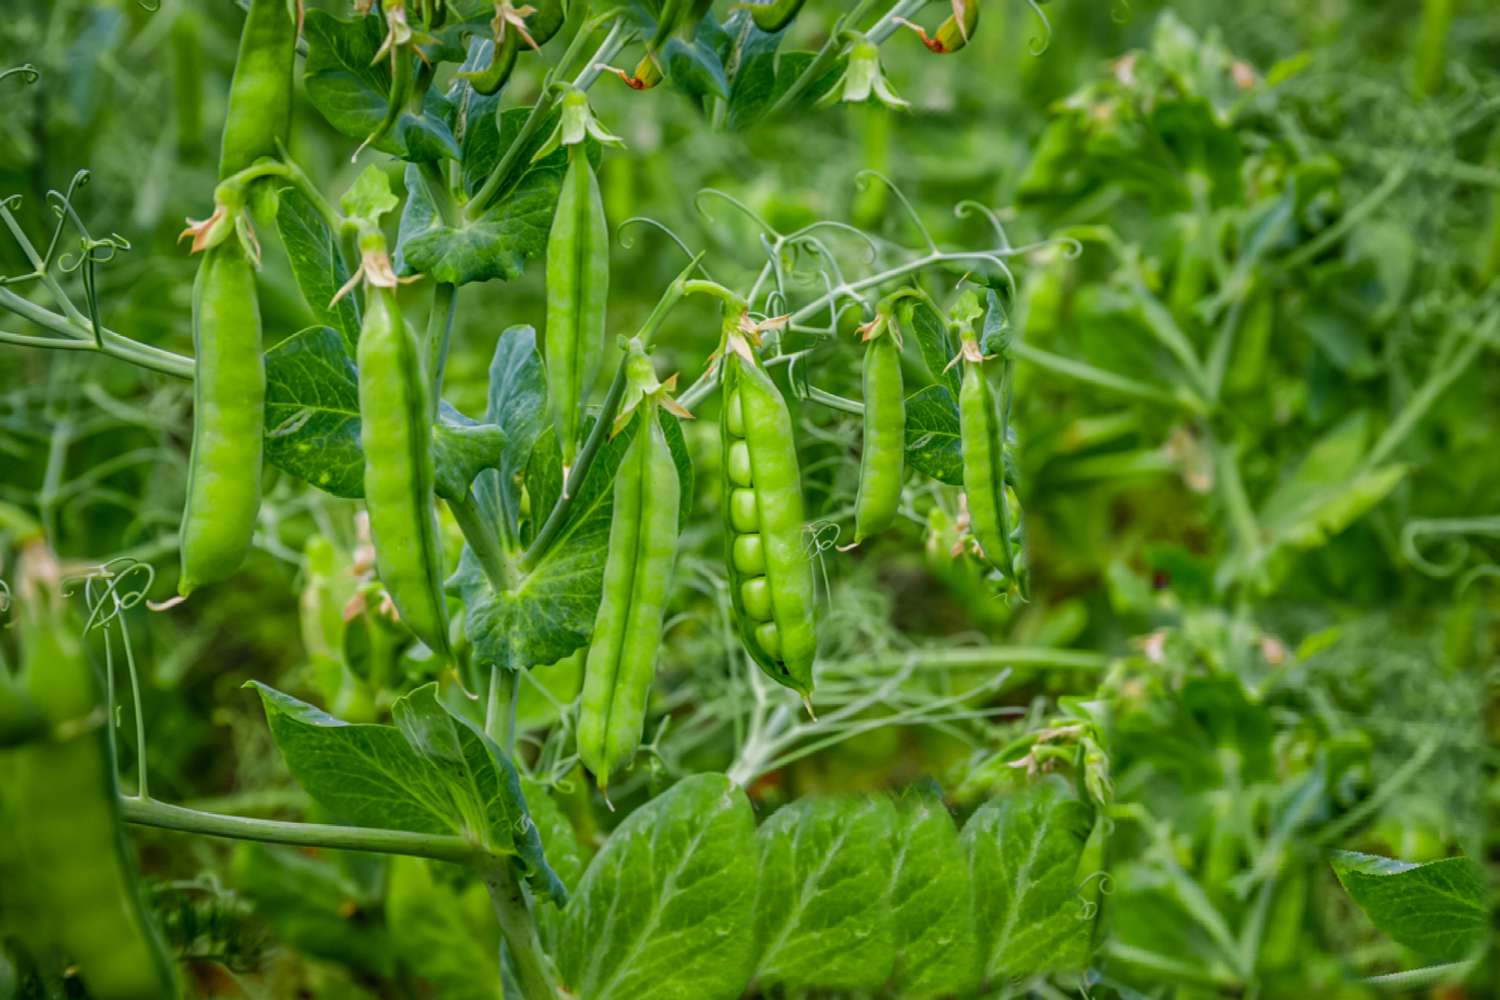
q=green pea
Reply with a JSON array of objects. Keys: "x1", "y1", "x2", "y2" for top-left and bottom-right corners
[
  {"x1": 853, "y1": 323, "x2": 905, "y2": 543},
  {"x1": 726, "y1": 389, "x2": 745, "y2": 436},
  {"x1": 218, "y1": 0, "x2": 296, "y2": 177},
  {"x1": 728, "y1": 439, "x2": 754, "y2": 486},
  {"x1": 578, "y1": 412, "x2": 680, "y2": 791},
  {"x1": 178, "y1": 241, "x2": 264, "y2": 596},
  {"x1": 959, "y1": 332, "x2": 1018, "y2": 582},
  {"x1": 730, "y1": 487, "x2": 760, "y2": 533},
  {"x1": 741, "y1": 576, "x2": 773, "y2": 620},
  {"x1": 358, "y1": 286, "x2": 450, "y2": 658},
  {"x1": 546, "y1": 151, "x2": 609, "y2": 470},
  {"x1": 732, "y1": 533, "x2": 766, "y2": 575},
  {"x1": 755, "y1": 621, "x2": 782, "y2": 658}
]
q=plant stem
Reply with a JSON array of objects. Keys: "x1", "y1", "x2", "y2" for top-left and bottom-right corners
[
  {"x1": 427, "y1": 281, "x2": 458, "y2": 415},
  {"x1": 483, "y1": 862, "x2": 565, "y2": 1000},
  {"x1": 1363, "y1": 315, "x2": 1491, "y2": 470},
  {"x1": 765, "y1": 0, "x2": 889, "y2": 118},
  {"x1": 0, "y1": 286, "x2": 194, "y2": 379},
  {"x1": 450, "y1": 488, "x2": 510, "y2": 590},
  {"x1": 120, "y1": 796, "x2": 482, "y2": 865}
]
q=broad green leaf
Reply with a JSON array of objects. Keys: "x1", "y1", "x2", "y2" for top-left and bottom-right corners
[
  {"x1": 386, "y1": 857, "x2": 502, "y2": 1000},
  {"x1": 264, "y1": 325, "x2": 364, "y2": 499},
  {"x1": 231, "y1": 843, "x2": 395, "y2": 978},
  {"x1": 558, "y1": 774, "x2": 757, "y2": 1000},
  {"x1": 964, "y1": 779, "x2": 1094, "y2": 982},
  {"x1": 276, "y1": 188, "x2": 362, "y2": 355},
  {"x1": 663, "y1": 36, "x2": 729, "y2": 101},
  {"x1": 891, "y1": 789, "x2": 981, "y2": 998},
  {"x1": 904, "y1": 295, "x2": 961, "y2": 399},
  {"x1": 1330, "y1": 851, "x2": 1487, "y2": 961},
  {"x1": 725, "y1": 14, "x2": 789, "y2": 129},
  {"x1": 340, "y1": 164, "x2": 400, "y2": 227},
  {"x1": 905, "y1": 384, "x2": 963, "y2": 486},
  {"x1": 753, "y1": 796, "x2": 899, "y2": 992},
  {"x1": 249, "y1": 682, "x2": 563, "y2": 903},
  {"x1": 480, "y1": 325, "x2": 548, "y2": 542},
  {"x1": 263, "y1": 327, "x2": 505, "y2": 502},
  {"x1": 302, "y1": 10, "x2": 458, "y2": 162}
]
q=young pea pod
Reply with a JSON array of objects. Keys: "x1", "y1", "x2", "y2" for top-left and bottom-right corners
[
  {"x1": 853, "y1": 304, "x2": 907, "y2": 544},
  {"x1": 460, "y1": 32, "x2": 520, "y2": 96},
  {"x1": 219, "y1": 0, "x2": 297, "y2": 177},
  {"x1": 357, "y1": 3, "x2": 416, "y2": 158},
  {"x1": 722, "y1": 347, "x2": 817, "y2": 697},
  {"x1": 358, "y1": 285, "x2": 451, "y2": 657},
  {"x1": 742, "y1": 0, "x2": 807, "y2": 32},
  {"x1": 577, "y1": 403, "x2": 681, "y2": 792},
  {"x1": 0, "y1": 577, "x2": 180, "y2": 999},
  {"x1": 545, "y1": 150, "x2": 609, "y2": 472},
  {"x1": 905, "y1": 0, "x2": 981, "y2": 54},
  {"x1": 179, "y1": 239, "x2": 264, "y2": 596},
  {"x1": 957, "y1": 326, "x2": 1026, "y2": 595}
]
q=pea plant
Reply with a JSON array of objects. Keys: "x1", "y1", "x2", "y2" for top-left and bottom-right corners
[{"x1": 0, "y1": 2, "x2": 1110, "y2": 998}]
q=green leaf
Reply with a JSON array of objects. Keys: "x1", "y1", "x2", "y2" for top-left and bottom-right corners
[
  {"x1": 904, "y1": 384, "x2": 963, "y2": 486},
  {"x1": 302, "y1": 9, "x2": 458, "y2": 162},
  {"x1": 340, "y1": 164, "x2": 400, "y2": 227},
  {"x1": 753, "y1": 796, "x2": 898, "y2": 992},
  {"x1": 396, "y1": 110, "x2": 581, "y2": 286},
  {"x1": 249, "y1": 681, "x2": 563, "y2": 903},
  {"x1": 557, "y1": 774, "x2": 757, "y2": 1000},
  {"x1": 904, "y1": 295, "x2": 961, "y2": 399},
  {"x1": 1330, "y1": 851, "x2": 1488, "y2": 962},
  {"x1": 433, "y1": 402, "x2": 505, "y2": 502},
  {"x1": 724, "y1": 14, "x2": 786, "y2": 129},
  {"x1": 386, "y1": 857, "x2": 502, "y2": 1000},
  {"x1": 480, "y1": 326, "x2": 549, "y2": 543},
  {"x1": 964, "y1": 779, "x2": 1094, "y2": 982},
  {"x1": 663, "y1": 36, "x2": 729, "y2": 101},
  {"x1": 891, "y1": 789, "x2": 981, "y2": 998},
  {"x1": 275, "y1": 188, "x2": 362, "y2": 355},
  {"x1": 264, "y1": 325, "x2": 365, "y2": 499}
]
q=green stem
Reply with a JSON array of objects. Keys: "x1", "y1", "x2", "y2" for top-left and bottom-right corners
[
  {"x1": 823, "y1": 645, "x2": 1111, "y2": 674},
  {"x1": 1363, "y1": 319, "x2": 1490, "y2": 470},
  {"x1": 120, "y1": 796, "x2": 482, "y2": 865},
  {"x1": 0, "y1": 287, "x2": 194, "y2": 379},
  {"x1": 483, "y1": 863, "x2": 565, "y2": 1000},
  {"x1": 450, "y1": 488, "x2": 510, "y2": 591},
  {"x1": 765, "y1": 0, "x2": 888, "y2": 118},
  {"x1": 1412, "y1": 0, "x2": 1455, "y2": 97}
]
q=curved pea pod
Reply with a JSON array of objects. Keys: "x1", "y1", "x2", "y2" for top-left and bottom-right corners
[
  {"x1": 854, "y1": 324, "x2": 905, "y2": 543},
  {"x1": 179, "y1": 240, "x2": 264, "y2": 596},
  {"x1": 545, "y1": 151, "x2": 609, "y2": 471},
  {"x1": 357, "y1": 287, "x2": 451, "y2": 657},
  {"x1": 219, "y1": 0, "x2": 297, "y2": 177},
  {"x1": 459, "y1": 33, "x2": 519, "y2": 96},
  {"x1": 577, "y1": 413, "x2": 680, "y2": 791},
  {"x1": 0, "y1": 599, "x2": 180, "y2": 999},
  {"x1": 721, "y1": 354, "x2": 816, "y2": 696},
  {"x1": 743, "y1": 0, "x2": 807, "y2": 32},
  {"x1": 958, "y1": 334, "x2": 1024, "y2": 591}
]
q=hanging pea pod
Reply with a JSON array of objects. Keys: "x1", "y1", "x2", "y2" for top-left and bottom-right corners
[
  {"x1": 740, "y1": 0, "x2": 807, "y2": 33},
  {"x1": 357, "y1": 273, "x2": 452, "y2": 658},
  {"x1": 720, "y1": 321, "x2": 817, "y2": 699},
  {"x1": 356, "y1": 2, "x2": 416, "y2": 158},
  {"x1": 218, "y1": 0, "x2": 297, "y2": 177},
  {"x1": 178, "y1": 237, "x2": 264, "y2": 596},
  {"x1": 0, "y1": 562, "x2": 181, "y2": 999},
  {"x1": 851, "y1": 291, "x2": 916, "y2": 545},
  {"x1": 577, "y1": 345, "x2": 685, "y2": 792},
  {"x1": 545, "y1": 148, "x2": 609, "y2": 473},
  {"x1": 459, "y1": 32, "x2": 520, "y2": 95},
  {"x1": 955, "y1": 297, "x2": 1027, "y2": 597},
  {"x1": 900, "y1": 0, "x2": 981, "y2": 54}
]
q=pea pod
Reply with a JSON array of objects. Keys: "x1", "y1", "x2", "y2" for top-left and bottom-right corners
[
  {"x1": 179, "y1": 240, "x2": 264, "y2": 596},
  {"x1": 460, "y1": 32, "x2": 519, "y2": 96},
  {"x1": 742, "y1": 0, "x2": 807, "y2": 32},
  {"x1": 722, "y1": 348, "x2": 816, "y2": 696},
  {"x1": 358, "y1": 285, "x2": 451, "y2": 657},
  {"x1": 957, "y1": 326, "x2": 1025, "y2": 593},
  {"x1": 852, "y1": 302, "x2": 907, "y2": 544},
  {"x1": 545, "y1": 150, "x2": 609, "y2": 471},
  {"x1": 0, "y1": 581, "x2": 179, "y2": 999},
  {"x1": 577, "y1": 409, "x2": 680, "y2": 791},
  {"x1": 218, "y1": 0, "x2": 297, "y2": 177}
]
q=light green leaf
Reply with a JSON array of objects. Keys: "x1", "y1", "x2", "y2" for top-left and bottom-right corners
[
  {"x1": 557, "y1": 774, "x2": 757, "y2": 1000},
  {"x1": 964, "y1": 779, "x2": 1094, "y2": 982},
  {"x1": 1330, "y1": 851, "x2": 1487, "y2": 962},
  {"x1": 891, "y1": 788, "x2": 981, "y2": 998},
  {"x1": 753, "y1": 795, "x2": 898, "y2": 992},
  {"x1": 386, "y1": 857, "x2": 502, "y2": 1000}
]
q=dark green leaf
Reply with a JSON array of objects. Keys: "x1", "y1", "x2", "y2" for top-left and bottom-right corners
[
  {"x1": 1330, "y1": 851, "x2": 1488, "y2": 962},
  {"x1": 264, "y1": 325, "x2": 365, "y2": 499},
  {"x1": 275, "y1": 188, "x2": 362, "y2": 355},
  {"x1": 433, "y1": 402, "x2": 505, "y2": 502},
  {"x1": 905, "y1": 296, "x2": 961, "y2": 399},
  {"x1": 663, "y1": 37, "x2": 729, "y2": 101},
  {"x1": 904, "y1": 384, "x2": 963, "y2": 486}
]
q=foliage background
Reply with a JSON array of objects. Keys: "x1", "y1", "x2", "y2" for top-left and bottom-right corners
[{"x1": 1, "y1": 0, "x2": 1497, "y2": 995}]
